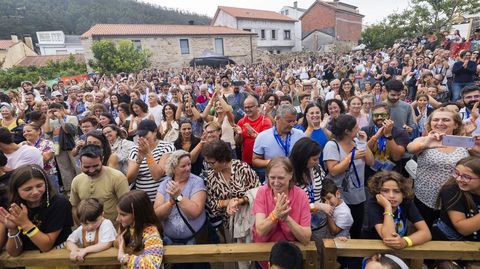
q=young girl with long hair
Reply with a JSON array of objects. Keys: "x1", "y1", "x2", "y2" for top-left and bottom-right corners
[{"x1": 116, "y1": 190, "x2": 163, "y2": 268}]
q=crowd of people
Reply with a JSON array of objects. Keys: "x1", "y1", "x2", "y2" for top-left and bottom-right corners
[{"x1": 0, "y1": 35, "x2": 479, "y2": 269}]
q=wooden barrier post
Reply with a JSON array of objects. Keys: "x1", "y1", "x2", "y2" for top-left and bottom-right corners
[{"x1": 322, "y1": 239, "x2": 480, "y2": 269}]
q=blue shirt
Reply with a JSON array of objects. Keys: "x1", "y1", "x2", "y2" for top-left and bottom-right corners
[{"x1": 253, "y1": 127, "x2": 305, "y2": 160}]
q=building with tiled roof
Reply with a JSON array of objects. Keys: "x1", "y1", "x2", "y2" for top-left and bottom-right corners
[
  {"x1": 300, "y1": 0, "x2": 364, "y2": 51},
  {"x1": 211, "y1": 6, "x2": 297, "y2": 54},
  {"x1": 81, "y1": 24, "x2": 257, "y2": 69},
  {"x1": 0, "y1": 35, "x2": 37, "y2": 69}
]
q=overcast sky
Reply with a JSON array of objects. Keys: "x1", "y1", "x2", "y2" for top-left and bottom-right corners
[{"x1": 142, "y1": 0, "x2": 410, "y2": 25}]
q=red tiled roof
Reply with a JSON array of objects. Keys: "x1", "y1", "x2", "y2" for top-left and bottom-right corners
[
  {"x1": 17, "y1": 54, "x2": 85, "y2": 67},
  {"x1": 216, "y1": 6, "x2": 296, "y2": 22},
  {"x1": 81, "y1": 24, "x2": 256, "y2": 39},
  {"x1": 0, "y1": 40, "x2": 18, "y2": 50}
]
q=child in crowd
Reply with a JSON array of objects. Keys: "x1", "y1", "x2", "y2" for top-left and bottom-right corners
[
  {"x1": 320, "y1": 179, "x2": 353, "y2": 238},
  {"x1": 434, "y1": 156, "x2": 480, "y2": 268},
  {"x1": 435, "y1": 156, "x2": 480, "y2": 242},
  {"x1": 269, "y1": 241, "x2": 303, "y2": 269},
  {"x1": 363, "y1": 253, "x2": 409, "y2": 269},
  {"x1": 365, "y1": 171, "x2": 431, "y2": 249},
  {"x1": 116, "y1": 190, "x2": 163, "y2": 268},
  {"x1": 66, "y1": 198, "x2": 116, "y2": 262}
]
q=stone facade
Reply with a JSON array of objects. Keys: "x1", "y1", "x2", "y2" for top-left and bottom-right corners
[{"x1": 82, "y1": 34, "x2": 257, "y2": 70}]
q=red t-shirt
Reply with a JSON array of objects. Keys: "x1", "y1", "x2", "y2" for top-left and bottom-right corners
[{"x1": 237, "y1": 115, "x2": 272, "y2": 164}]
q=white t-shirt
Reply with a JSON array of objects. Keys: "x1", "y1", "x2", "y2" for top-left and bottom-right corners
[
  {"x1": 5, "y1": 145, "x2": 43, "y2": 170},
  {"x1": 67, "y1": 218, "x2": 116, "y2": 246},
  {"x1": 325, "y1": 90, "x2": 336, "y2": 101},
  {"x1": 333, "y1": 201, "x2": 354, "y2": 238},
  {"x1": 149, "y1": 104, "x2": 163, "y2": 127}
]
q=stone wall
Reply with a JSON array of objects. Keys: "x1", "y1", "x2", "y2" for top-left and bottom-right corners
[{"x1": 82, "y1": 34, "x2": 257, "y2": 70}]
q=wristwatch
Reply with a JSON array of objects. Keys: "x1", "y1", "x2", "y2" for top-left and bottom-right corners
[
  {"x1": 175, "y1": 194, "x2": 184, "y2": 203},
  {"x1": 385, "y1": 135, "x2": 394, "y2": 140}
]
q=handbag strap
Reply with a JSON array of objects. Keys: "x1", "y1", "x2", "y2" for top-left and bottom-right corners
[{"x1": 175, "y1": 202, "x2": 196, "y2": 234}]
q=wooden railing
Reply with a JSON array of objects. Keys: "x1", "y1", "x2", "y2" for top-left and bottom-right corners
[
  {"x1": 0, "y1": 242, "x2": 317, "y2": 269},
  {"x1": 322, "y1": 239, "x2": 480, "y2": 269}
]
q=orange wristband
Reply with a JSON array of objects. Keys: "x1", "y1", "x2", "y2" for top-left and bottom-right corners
[
  {"x1": 268, "y1": 212, "x2": 278, "y2": 222},
  {"x1": 218, "y1": 200, "x2": 225, "y2": 208},
  {"x1": 146, "y1": 155, "x2": 155, "y2": 165}
]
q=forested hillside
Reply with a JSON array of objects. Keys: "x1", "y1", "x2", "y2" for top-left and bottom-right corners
[{"x1": 0, "y1": 0, "x2": 211, "y2": 40}]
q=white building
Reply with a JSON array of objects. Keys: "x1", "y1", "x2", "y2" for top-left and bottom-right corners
[
  {"x1": 212, "y1": 6, "x2": 297, "y2": 54},
  {"x1": 36, "y1": 31, "x2": 84, "y2": 55},
  {"x1": 280, "y1": 1, "x2": 306, "y2": 51}
]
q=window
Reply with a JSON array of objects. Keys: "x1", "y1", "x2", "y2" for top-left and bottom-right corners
[
  {"x1": 260, "y1": 29, "x2": 265, "y2": 39},
  {"x1": 132, "y1": 40, "x2": 142, "y2": 51},
  {"x1": 180, "y1": 39, "x2": 189, "y2": 54},
  {"x1": 271, "y1": 30, "x2": 276, "y2": 40},
  {"x1": 215, "y1": 38, "x2": 224, "y2": 55},
  {"x1": 284, "y1": 30, "x2": 291, "y2": 40},
  {"x1": 243, "y1": 28, "x2": 251, "y2": 32},
  {"x1": 284, "y1": 10, "x2": 289, "y2": 16}
]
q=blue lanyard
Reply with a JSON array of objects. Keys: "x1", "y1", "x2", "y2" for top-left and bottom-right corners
[
  {"x1": 34, "y1": 138, "x2": 41, "y2": 148},
  {"x1": 374, "y1": 126, "x2": 387, "y2": 153},
  {"x1": 349, "y1": 147, "x2": 362, "y2": 188},
  {"x1": 466, "y1": 109, "x2": 470, "y2": 119},
  {"x1": 394, "y1": 206, "x2": 407, "y2": 236},
  {"x1": 273, "y1": 127, "x2": 291, "y2": 156},
  {"x1": 307, "y1": 172, "x2": 315, "y2": 203}
]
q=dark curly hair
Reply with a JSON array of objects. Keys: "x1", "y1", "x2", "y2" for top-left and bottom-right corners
[{"x1": 367, "y1": 171, "x2": 413, "y2": 200}]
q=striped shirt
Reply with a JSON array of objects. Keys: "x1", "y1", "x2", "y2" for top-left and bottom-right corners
[
  {"x1": 298, "y1": 165, "x2": 325, "y2": 203},
  {"x1": 129, "y1": 140, "x2": 175, "y2": 201}
]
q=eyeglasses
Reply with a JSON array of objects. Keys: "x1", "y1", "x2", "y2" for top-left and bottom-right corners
[
  {"x1": 372, "y1": 112, "x2": 389, "y2": 118},
  {"x1": 452, "y1": 170, "x2": 480, "y2": 183},
  {"x1": 244, "y1": 105, "x2": 256, "y2": 110},
  {"x1": 267, "y1": 99, "x2": 276, "y2": 103}
]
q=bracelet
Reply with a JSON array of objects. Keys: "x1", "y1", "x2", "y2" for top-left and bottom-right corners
[
  {"x1": 22, "y1": 225, "x2": 36, "y2": 235},
  {"x1": 383, "y1": 211, "x2": 394, "y2": 217},
  {"x1": 268, "y1": 212, "x2": 278, "y2": 222},
  {"x1": 8, "y1": 229, "x2": 20, "y2": 238},
  {"x1": 27, "y1": 227, "x2": 40, "y2": 238},
  {"x1": 146, "y1": 155, "x2": 155, "y2": 166},
  {"x1": 403, "y1": 236, "x2": 413, "y2": 247}
]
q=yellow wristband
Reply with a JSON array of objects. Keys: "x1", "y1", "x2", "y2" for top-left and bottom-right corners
[
  {"x1": 27, "y1": 227, "x2": 40, "y2": 238},
  {"x1": 383, "y1": 211, "x2": 394, "y2": 217},
  {"x1": 403, "y1": 236, "x2": 413, "y2": 247}
]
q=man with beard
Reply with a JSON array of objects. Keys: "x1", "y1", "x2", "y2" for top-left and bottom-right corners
[
  {"x1": 362, "y1": 103, "x2": 409, "y2": 177},
  {"x1": 384, "y1": 79, "x2": 415, "y2": 133},
  {"x1": 70, "y1": 144, "x2": 129, "y2": 225},
  {"x1": 459, "y1": 85, "x2": 480, "y2": 133},
  {"x1": 226, "y1": 80, "x2": 249, "y2": 122}
]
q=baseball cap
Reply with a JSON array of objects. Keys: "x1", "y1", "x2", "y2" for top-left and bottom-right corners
[
  {"x1": 51, "y1": 91, "x2": 62, "y2": 97},
  {"x1": 135, "y1": 119, "x2": 157, "y2": 137}
]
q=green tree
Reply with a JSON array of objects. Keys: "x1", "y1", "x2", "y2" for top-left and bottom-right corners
[
  {"x1": 361, "y1": 23, "x2": 404, "y2": 50},
  {"x1": 0, "y1": 54, "x2": 86, "y2": 89},
  {"x1": 361, "y1": 0, "x2": 480, "y2": 49},
  {"x1": 89, "y1": 40, "x2": 152, "y2": 74}
]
